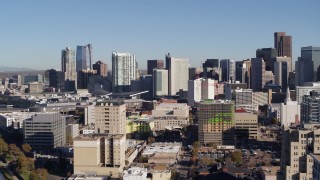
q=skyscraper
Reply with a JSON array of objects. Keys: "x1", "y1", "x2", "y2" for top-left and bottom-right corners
[
  {"x1": 93, "y1": 60, "x2": 108, "y2": 77},
  {"x1": 251, "y1": 58, "x2": 274, "y2": 91},
  {"x1": 61, "y1": 47, "x2": 77, "y2": 87},
  {"x1": 76, "y1": 45, "x2": 88, "y2": 72},
  {"x1": 295, "y1": 47, "x2": 315, "y2": 86},
  {"x1": 78, "y1": 69, "x2": 97, "y2": 89},
  {"x1": 302, "y1": 46, "x2": 320, "y2": 81},
  {"x1": 274, "y1": 32, "x2": 292, "y2": 69},
  {"x1": 153, "y1": 69, "x2": 168, "y2": 97},
  {"x1": 220, "y1": 59, "x2": 235, "y2": 82},
  {"x1": 166, "y1": 53, "x2": 189, "y2": 96},
  {"x1": 147, "y1": 60, "x2": 164, "y2": 75},
  {"x1": 274, "y1": 57, "x2": 290, "y2": 92},
  {"x1": 256, "y1": 48, "x2": 278, "y2": 72},
  {"x1": 112, "y1": 51, "x2": 137, "y2": 92},
  {"x1": 76, "y1": 44, "x2": 93, "y2": 73}
]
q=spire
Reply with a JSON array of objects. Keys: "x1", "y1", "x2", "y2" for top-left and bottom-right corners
[{"x1": 286, "y1": 87, "x2": 291, "y2": 102}]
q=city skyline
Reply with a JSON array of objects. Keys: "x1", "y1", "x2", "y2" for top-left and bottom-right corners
[{"x1": 1, "y1": 1, "x2": 320, "y2": 70}]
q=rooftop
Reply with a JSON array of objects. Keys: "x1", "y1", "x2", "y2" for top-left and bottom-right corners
[{"x1": 123, "y1": 167, "x2": 147, "y2": 177}]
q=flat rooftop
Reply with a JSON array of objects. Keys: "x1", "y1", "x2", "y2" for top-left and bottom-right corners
[{"x1": 142, "y1": 142, "x2": 181, "y2": 156}]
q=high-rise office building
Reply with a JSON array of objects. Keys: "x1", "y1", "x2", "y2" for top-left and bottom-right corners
[
  {"x1": 274, "y1": 57, "x2": 290, "y2": 92},
  {"x1": 76, "y1": 44, "x2": 92, "y2": 72},
  {"x1": 188, "y1": 78, "x2": 215, "y2": 106},
  {"x1": 147, "y1": 60, "x2": 164, "y2": 75},
  {"x1": 76, "y1": 45, "x2": 88, "y2": 72},
  {"x1": 302, "y1": 46, "x2": 320, "y2": 81},
  {"x1": 197, "y1": 100, "x2": 235, "y2": 145},
  {"x1": 112, "y1": 52, "x2": 137, "y2": 92},
  {"x1": 251, "y1": 58, "x2": 274, "y2": 91},
  {"x1": 274, "y1": 32, "x2": 292, "y2": 57},
  {"x1": 131, "y1": 75, "x2": 153, "y2": 100},
  {"x1": 61, "y1": 47, "x2": 77, "y2": 82},
  {"x1": 202, "y1": 59, "x2": 220, "y2": 80},
  {"x1": 220, "y1": 59, "x2": 235, "y2": 82},
  {"x1": 153, "y1": 69, "x2": 168, "y2": 97},
  {"x1": 47, "y1": 69, "x2": 64, "y2": 91},
  {"x1": 78, "y1": 69, "x2": 97, "y2": 89},
  {"x1": 295, "y1": 47, "x2": 316, "y2": 86},
  {"x1": 274, "y1": 32, "x2": 292, "y2": 70},
  {"x1": 166, "y1": 53, "x2": 189, "y2": 96},
  {"x1": 94, "y1": 100, "x2": 126, "y2": 134},
  {"x1": 23, "y1": 112, "x2": 66, "y2": 149},
  {"x1": 256, "y1": 48, "x2": 278, "y2": 72},
  {"x1": 93, "y1": 60, "x2": 108, "y2": 77}
]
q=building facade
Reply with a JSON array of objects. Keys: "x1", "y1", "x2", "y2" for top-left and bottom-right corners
[
  {"x1": 234, "y1": 111, "x2": 258, "y2": 140},
  {"x1": 197, "y1": 100, "x2": 235, "y2": 145},
  {"x1": 147, "y1": 60, "x2": 164, "y2": 75},
  {"x1": 166, "y1": 53, "x2": 189, "y2": 96},
  {"x1": 151, "y1": 103, "x2": 189, "y2": 131},
  {"x1": 23, "y1": 112, "x2": 66, "y2": 149},
  {"x1": 153, "y1": 69, "x2": 168, "y2": 97},
  {"x1": 112, "y1": 52, "x2": 137, "y2": 92},
  {"x1": 94, "y1": 100, "x2": 126, "y2": 134},
  {"x1": 93, "y1": 60, "x2": 108, "y2": 77},
  {"x1": 73, "y1": 134, "x2": 126, "y2": 177}
]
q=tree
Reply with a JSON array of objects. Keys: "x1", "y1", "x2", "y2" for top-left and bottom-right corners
[
  {"x1": 192, "y1": 141, "x2": 200, "y2": 157},
  {"x1": 22, "y1": 144, "x2": 32, "y2": 153},
  {"x1": 8, "y1": 144, "x2": 23, "y2": 157},
  {"x1": 0, "y1": 137, "x2": 8, "y2": 155},
  {"x1": 271, "y1": 118, "x2": 278, "y2": 124},
  {"x1": 147, "y1": 137, "x2": 155, "y2": 144},
  {"x1": 30, "y1": 168, "x2": 48, "y2": 180},
  {"x1": 66, "y1": 133, "x2": 73, "y2": 145},
  {"x1": 230, "y1": 151, "x2": 242, "y2": 164},
  {"x1": 199, "y1": 156, "x2": 215, "y2": 167}
]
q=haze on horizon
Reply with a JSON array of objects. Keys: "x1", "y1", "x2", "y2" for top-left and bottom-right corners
[{"x1": 0, "y1": 0, "x2": 319, "y2": 70}]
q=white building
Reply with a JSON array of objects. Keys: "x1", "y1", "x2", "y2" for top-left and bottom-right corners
[
  {"x1": 167, "y1": 54, "x2": 189, "y2": 96},
  {"x1": 280, "y1": 88, "x2": 300, "y2": 127},
  {"x1": 84, "y1": 105, "x2": 96, "y2": 125},
  {"x1": 66, "y1": 123, "x2": 80, "y2": 139},
  {"x1": 296, "y1": 82, "x2": 320, "y2": 104},
  {"x1": 151, "y1": 103, "x2": 189, "y2": 131},
  {"x1": 112, "y1": 51, "x2": 136, "y2": 93},
  {"x1": 0, "y1": 112, "x2": 36, "y2": 129},
  {"x1": 188, "y1": 78, "x2": 215, "y2": 106},
  {"x1": 123, "y1": 167, "x2": 147, "y2": 180},
  {"x1": 153, "y1": 69, "x2": 168, "y2": 97}
]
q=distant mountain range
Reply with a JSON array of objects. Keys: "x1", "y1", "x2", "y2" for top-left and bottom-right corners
[{"x1": 0, "y1": 66, "x2": 35, "y2": 72}]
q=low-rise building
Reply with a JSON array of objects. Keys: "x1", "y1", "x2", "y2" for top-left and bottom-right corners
[
  {"x1": 142, "y1": 142, "x2": 181, "y2": 165},
  {"x1": 126, "y1": 116, "x2": 154, "y2": 133},
  {"x1": 259, "y1": 166, "x2": 279, "y2": 180},
  {"x1": 123, "y1": 167, "x2": 147, "y2": 180},
  {"x1": 151, "y1": 103, "x2": 189, "y2": 131}
]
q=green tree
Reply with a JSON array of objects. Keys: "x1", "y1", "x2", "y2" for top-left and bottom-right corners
[
  {"x1": 271, "y1": 118, "x2": 278, "y2": 124},
  {"x1": 30, "y1": 168, "x2": 48, "y2": 180},
  {"x1": 22, "y1": 143, "x2": 32, "y2": 153},
  {"x1": 0, "y1": 137, "x2": 8, "y2": 155},
  {"x1": 231, "y1": 151, "x2": 242, "y2": 164}
]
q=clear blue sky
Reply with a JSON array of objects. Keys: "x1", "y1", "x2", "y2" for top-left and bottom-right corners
[{"x1": 1, "y1": 0, "x2": 319, "y2": 70}]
